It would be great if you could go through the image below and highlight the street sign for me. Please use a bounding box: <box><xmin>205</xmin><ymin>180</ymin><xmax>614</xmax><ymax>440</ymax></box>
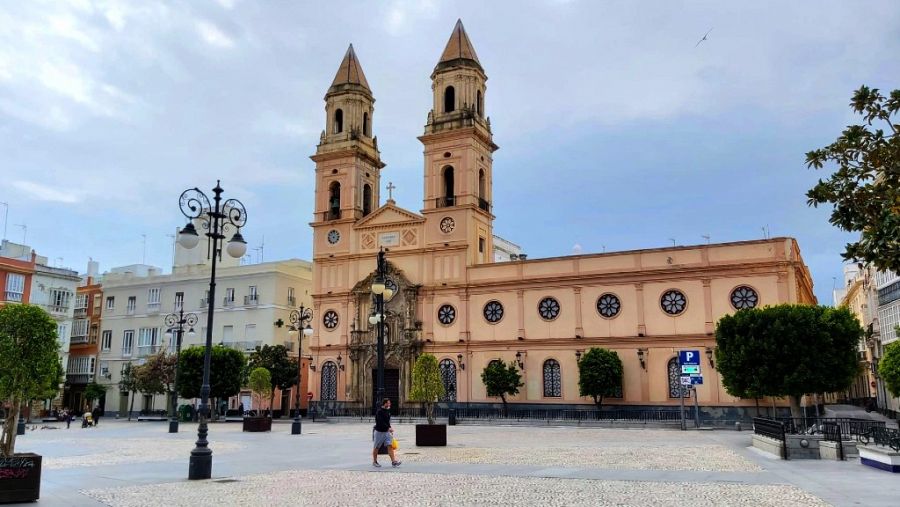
<box><xmin>679</xmin><ymin>350</ymin><xmax>700</xmax><ymax>365</ymax></box>
<box><xmin>690</xmin><ymin>375</ymin><xmax>703</xmax><ymax>385</ymax></box>
<box><xmin>680</xmin><ymin>376</ymin><xmax>692</xmax><ymax>386</ymax></box>
<box><xmin>681</xmin><ymin>365</ymin><xmax>700</xmax><ymax>374</ymax></box>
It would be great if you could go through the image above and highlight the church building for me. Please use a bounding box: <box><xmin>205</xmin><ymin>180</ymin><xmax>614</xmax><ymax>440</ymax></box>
<box><xmin>307</xmin><ymin>21</ymin><xmax>816</xmax><ymax>416</ymax></box>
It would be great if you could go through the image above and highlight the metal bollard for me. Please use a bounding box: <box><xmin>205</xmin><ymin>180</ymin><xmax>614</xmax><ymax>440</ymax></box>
<box><xmin>448</xmin><ymin>409</ymin><xmax>457</xmax><ymax>426</ymax></box>
<box><xmin>735</xmin><ymin>421</ymin><xmax>742</xmax><ymax>432</ymax></box>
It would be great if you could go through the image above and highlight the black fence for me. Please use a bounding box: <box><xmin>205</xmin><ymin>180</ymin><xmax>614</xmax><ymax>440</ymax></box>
<box><xmin>752</xmin><ymin>417</ymin><xmax>787</xmax><ymax>459</ymax></box>
<box><xmin>310</xmin><ymin>404</ymin><xmax>683</xmax><ymax>424</ymax></box>
<box><xmin>775</xmin><ymin>417</ymin><xmax>886</xmax><ymax>437</ymax></box>
<box><xmin>822</xmin><ymin>422</ymin><xmax>844</xmax><ymax>460</ymax></box>
<box><xmin>855</xmin><ymin>426</ymin><xmax>900</xmax><ymax>452</ymax></box>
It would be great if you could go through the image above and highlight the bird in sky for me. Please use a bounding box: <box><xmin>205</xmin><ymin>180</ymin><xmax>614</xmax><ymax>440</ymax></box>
<box><xmin>695</xmin><ymin>27</ymin><xmax>713</xmax><ymax>47</ymax></box>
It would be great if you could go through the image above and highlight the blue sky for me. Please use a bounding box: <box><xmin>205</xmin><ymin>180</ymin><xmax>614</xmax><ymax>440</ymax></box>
<box><xmin>1</xmin><ymin>0</ymin><xmax>898</xmax><ymax>304</ymax></box>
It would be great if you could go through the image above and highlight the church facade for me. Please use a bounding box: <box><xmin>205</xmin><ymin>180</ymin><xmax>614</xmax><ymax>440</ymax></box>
<box><xmin>307</xmin><ymin>21</ymin><xmax>816</xmax><ymax>414</ymax></box>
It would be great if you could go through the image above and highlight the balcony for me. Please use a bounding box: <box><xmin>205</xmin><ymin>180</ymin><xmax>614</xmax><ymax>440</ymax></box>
<box><xmin>4</xmin><ymin>291</ymin><xmax>23</xmax><ymax>303</ymax></box>
<box><xmin>66</xmin><ymin>373</ymin><xmax>93</xmax><ymax>385</ymax></box>
<box><xmin>323</xmin><ymin>209</ymin><xmax>341</xmax><ymax>221</ymax></box>
<box><xmin>74</xmin><ymin>307</ymin><xmax>88</xmax><ymax>318</ymax></box>
<box><xmin>287</xmin><ymin>296</ymin><xmax>296</xmax><ymax>306</ymax></box>
<box><xmin>244</xmin><ymin>295</ymin><xmax>259</xmax><ymax>306</ymax></box>
<box><xmin>126</xmin><ymin>306</ymin><xmax>136</xmax><ymax>316</ymax></box>
<box><xmin>137</xmin><ymin>345</ymin><xmax>161</xmax><ymax>357</ymax></box>
<box><xmin>223</xmin><ymin>297</ymin><xmax>235</xmax><ymax>308</ymax></box>
<box><xmin>147</xmin><ymin>302</ymin><xmax>161</xmax><ymax>314</ymax></box>
<box><xmin>436</xmin><ymin>196</ymin><xmax>455</xmax><ymax>208</ymax></box>
<box><xmin>478</xmin><ymin>197</ymin><xmax>491</xmax><ymax>212</ymax></box>
<box><xmin>70</xmin><ymin>335</ymin><xmax>90</xmax><ymax>345</ymax></box>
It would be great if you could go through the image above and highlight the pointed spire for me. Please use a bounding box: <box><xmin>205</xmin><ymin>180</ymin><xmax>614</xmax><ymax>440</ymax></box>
<box><xmin>436</xmin><ymin>19</ymin><xmax>481</xmax><ymax>70</ymax></box>
<box><xmin>330</xmin><ymin>44</ymin><xmax>371</xmax><ymax>92</ymax></box>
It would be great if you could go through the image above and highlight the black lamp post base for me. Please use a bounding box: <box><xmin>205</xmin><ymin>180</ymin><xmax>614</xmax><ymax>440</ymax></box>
<box><xmin>169</xmin><ymin>419</ymin><xmax>179</xmax><ymax>433</ymax></box>
<box><xmin>188</xmin><ymin>452</ymin><xmax>212</xmax><ymax>480</ymax></box>
<box><xmin>17</xmin><ymin>418</ymin><xmax>26</xmax><ymax>435</ymax></box>
<box><xmin>291</xmin><ymin>419</ymin><xmax>302</xmax><ymax>435</ymax></box>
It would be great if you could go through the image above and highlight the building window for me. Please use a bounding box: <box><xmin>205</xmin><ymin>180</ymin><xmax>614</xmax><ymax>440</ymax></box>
<box><xmin>248</xmin><ymin>286</ymin><xmax>258</xmax><ymax>303</ymax></box>
<box><xmin>106</xmin><ymin>296</ymin><xmax>115</xmax><ymax>310</ymax></box>
<box><xmin>323</xmin><ymin>310</ymin><xmax>339</xmax><ymax>329</ymax></box>
<box><xmin>730</xmin><ymin>286</ymin><xmax>759</xmax><ymax>310</ymax></box>
<box><xmin>222</xmin><ymin>325</ymin><xmax>234</xmax><ymax>345</ymax></box>
<box><xmin>4</xmin><ymin>273</ymin><xmax>25</xmax><ymax>302</ymax></box>
<box><xmin>225</xmin><ymin>288</ymin><xmax>235</xmax><ymax>305</ymax></box>
<box><xmin>660</xmin><ymin>290</ymin><xmax>687</xmax><ymax>316</ymax></box>
<box><xmin>137</xmin><ymin>327</ymin><xmax>160</xmax><ymax>357</ymax></box>
<box><xmin>148</xmin><ymin>288</ymin><xmax>160</xmax><ymax>304</ymax></box>
<box><xmin>441</xmin><ymin>166</ymin><xmax>454</xmax><ymax>206</ymax></box>
<box><xmin>538</xmin><ymin>297</ymin><xmax>561</xmax><ymax>321</ymax></box>
<box><xmin>363</xmin><ymin>184</ymin><xmax>373</xmax><ymax>216</ymax></box>
<box><xmin>476</xmin><ymin>89</ymin><xmax>483</xmax><ymax>116</ymax></box>
<box><xmin>439</xmin><ymin>358</ymin><xmax>457</xmax><ymax>402</ymax></box>
<box><xmin>362</xmin><ymin>111</ymin><xmax>369</xmax><ymax>136</ymax></box>
<box><xmin>49</xmin><ymin>288</ymin><xmax>71</xmax><ymax>312</ymax></box>
<box><xmin>57</xmin><ymin>323</ymin><xmax>68</xmax><ymax>343</ymax></box>
<box><xmin>334</xmin><ymin>108</ymin><xmax>343</xmax><ymax>133</ymax></box>
<box><xmin>483</xmin><ymin>300</ymin><xmax>504</xmax><ymax>323</ymax></box>
<box><xmin>288</xmin><ymin>287</ymin><xmax>295</xmax><ymax>306</ymax></box>
<box><xmin>328</xmin><ymin>182</ymin><xmax>342</xmax><ymax>220</ymax></box>
<box><xmin>320</xmin><ymin>361</ymin><xmax>338</xmax><ymax>401</ymax></box>
<box><xmin>437</xmin><ymin>304</ymin><xmax>456</xmax><ymax>326</ymax></box>
<box><xmin>127</xmin><ymin>296</ymin><xmax>136</xmax><ymax>315</ymax></box>
<box><xmin>443</xmin><ymin>86</ymin><xmax>455</xmax><ymax>112</ymax></box>
<box><xmin>668</xmin><ymin>357</ymin><xmax>689</xmax><ymax>398</ymax></box>
<box><xmin>543</xmin><ymin>359</ymin><xmax>562</xmax><ymax>397</ymax></box>
<box><xmin>597</xmin><ymin>293</ymin><xmax>621</xmax><ymax>319</ymax></box>
<box><xmin>175</xmin><ymin>291</ymin><xmax>184</xmax><ymax>311</ymax></box>
<box><xmin>101</xmin><ymin>330</ymin><xmax>112</xmax><ymax>352</ymax></box>
<box><xmin>122</xmin><ymin>330</ymin><xmax>134</xmax><ymax>357</ymax></box>
<box><xmin>75</xmin><ymin>294</ymin><xmax>88</xmax><ymax>310</ymax></box>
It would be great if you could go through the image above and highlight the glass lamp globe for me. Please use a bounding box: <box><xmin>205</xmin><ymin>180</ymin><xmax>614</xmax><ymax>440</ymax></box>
<box><xmin>383</xmin><ymin>288</ymin><xmax>394</xmax><ymax>300</ymax></box>
<box><xmin>371</xmin><ymin>276</ymin><xmax>385</xmax><ymax>295</ymax></box>
<box><xmin>303</xmin><ymin>325</ymin><xmax>314</xmax><ymax>337</ymax></box>
<box><xmin>188</xmin><ymin>327</ymin><xmax>196</xmax><ymax>338</ymax></box>
<box><xmin>226</xmin><ymin>232</ymin><xmax>247</xmax><ymax>258</ymax></box>
<box><xmin>178</xmin><ymin>223</ymin><xmax>201</xmax><ymax>249</ymax></box>
<box><xmin>165</xmin><ymin>328</ymin><xmax>173</xmax><ymax>339</ymax></box>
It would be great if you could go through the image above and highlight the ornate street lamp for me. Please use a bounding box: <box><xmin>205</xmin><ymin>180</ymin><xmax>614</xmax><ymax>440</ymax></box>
<box><xmin>369</xmin><ymin>248</ymin><xmax>394</xmax><ymax>415</ymax></box>
<box><xmin>288</xmin><ymin>305</ymin><xmax>313</xmax><ymax>435</ymax></box>
<box><xmin>177</xmin><ymin>180</ymin><xmax>247</xmax><ymax>481</ymax></box>
<box><xmin>164</xmin><ymin>309</ymin><xmax>197</xmax><ymax>433</ymax></box>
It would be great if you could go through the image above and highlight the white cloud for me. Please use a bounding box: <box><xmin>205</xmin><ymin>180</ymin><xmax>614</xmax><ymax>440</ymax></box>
<box><xmin>384</xmin><ymin>0</ymin><xmax>439</xmax><ymax>35</ymax></box>
<box><xmin>13</xmin><ymin>181</ymin><xmax>81</xmax><ymax>203</ymax></box>
<box><xmin>196</xmin><ymin>20</ymin><xmax>235</xmax><ymax>48</ymax></box>
<box><xmin>215</xmin><ymin>0</ymin><xmax>240</xmax><ymax>10</ymax></box>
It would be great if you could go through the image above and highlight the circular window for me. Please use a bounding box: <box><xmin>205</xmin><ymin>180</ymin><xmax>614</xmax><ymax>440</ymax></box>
<box><xmin>483</xmin><ymin>300</ymin><xmax>504</xmax><ymax>323</ymax></box>
<box><xmin>730</xmin><ymin>285</ymin><xmax>759</xmax><ymax>310</ymax></box>
<box><xmin>660</xmin><ymin>290</ymin><xmax>687</xmax><ymax>316</ymax></box>
<box><xmin>327</xmin><ymin>229</ymin><xmax>340</xmax><ymax>245</ymax></box>
<box><xmin>437</xmin><ymin>304</ymin><xmax>456</xmax><ymax>325</ymax></box>
<box><xmin>440</xmin><ymin>217</ymin><xmax>455</xmax><ymax>234</ymax></box>
<box><xmin>537</xmin><ymin>297</ymin><xmax>560</xmax><ymax>321</ymax></box>
<box><xmin>323</xmin><ymin>310</ymin><xmax>339</xmax><ymax>329</ymax></box>
<box><xmin>596</xmin><ymin>293</ymin><xmax>621</xmax><ymax>319</ymax></box>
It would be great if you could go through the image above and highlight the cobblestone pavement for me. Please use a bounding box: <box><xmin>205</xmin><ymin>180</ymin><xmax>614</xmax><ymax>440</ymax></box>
<box><xmin>82</xmin><ymin>469</ymin><xmax>828</xmax><ymax>507</ymax></box>
<box><xmin>43</xmin><ymin>438</ymin><xmax>244</xmax><ymax>469</ymax></box>
<box><xmin>400</xmin><ymin>445</ymin><xmax>761</xmax><ymax>472</ymax></box>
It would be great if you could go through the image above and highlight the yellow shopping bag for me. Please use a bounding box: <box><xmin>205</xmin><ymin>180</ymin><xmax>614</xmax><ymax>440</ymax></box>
<box><xmin>391</xmin><ymin>437</ymin><xmax>399</xmax><ymax>450</ymax></box>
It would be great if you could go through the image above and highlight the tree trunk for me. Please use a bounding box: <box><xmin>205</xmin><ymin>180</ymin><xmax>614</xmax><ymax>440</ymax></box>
<box><xmin>1</xmin><ymin>397</ymin><xmax>21</xmax><ymax>457</ymax></box>
<box><xmin>754</xmin><ymin>397</ymin><xmax>760</xmax><ymax>417</ymax></box>
<box><xmin>789</xmin><ymin>395</ymin><xmax>803</xmax><ymax>420</ymax></box>
<box><xmin>500</xmin><ymin>395</ymin><xmax>507</xmax><ymax>417</ymax></box>
<box><xmin>425</xmin><ymin>402</ymin><xmax>434</xmax><ymax>425</ymax></box>
<box><xmin>593</xmin><ymin>395</ymin><xmax>604</xmax><ymax>410</ymax></box>
<box><xmin>128</xmin><ymin>391</ymin><xmax>135</xmax><ymax>421</ymax></box>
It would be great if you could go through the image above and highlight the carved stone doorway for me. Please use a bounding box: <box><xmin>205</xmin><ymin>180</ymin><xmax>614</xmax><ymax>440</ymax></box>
<box><xmin>372</xmin><ymin>368</ymin><xmax>400</xmax><ymax>414</ymax></box>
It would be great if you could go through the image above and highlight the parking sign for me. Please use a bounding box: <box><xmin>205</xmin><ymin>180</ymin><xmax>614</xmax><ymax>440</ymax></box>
<box><xmin>679</xmin><ymin>350</ymin><xmax>700</xmax><ymax>366</ymax></box>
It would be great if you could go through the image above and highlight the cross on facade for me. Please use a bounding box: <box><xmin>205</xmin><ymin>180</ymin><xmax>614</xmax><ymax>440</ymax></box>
<box><xmin>386</xmin><ymin>181</ymin><xmax>396</xmax><ymax>200</ymax></box>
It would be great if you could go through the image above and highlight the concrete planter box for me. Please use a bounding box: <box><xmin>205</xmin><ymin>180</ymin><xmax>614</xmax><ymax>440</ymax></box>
<box><xmin>752</xmin><ymin>434</ymin><xmax>785</xmax><ymax>458</ymax></box>
<box><xmin>0</xmin><ymin>453</ymin><xmax>41</xmax><ymax>504</ymax></box>
<box><xmin>859</xmin><ymin>445</ymin><xmax>900</xmax><ymax>473</ymax></box>
<box><xmin>242</xmin><ymin>417</ymin><xmax>272</xmax><ymax>432</ymax></box>
<box><xmin>415</xmin><ymin>424</ymin><xmax>447</xmax><ymax>446</ymax></box>
<box><xmin>820</xmin><ymin>440</ymin><xmax>859</xmax><ymax>460</ymax></box>
<box><xmin>785</xmin><ymin>435</ymin><xmax>821</xmax><ymax>460</ymax></box>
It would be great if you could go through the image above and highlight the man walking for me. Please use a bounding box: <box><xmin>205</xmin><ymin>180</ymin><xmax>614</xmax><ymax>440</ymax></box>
<box><xmin>91</xmin><ymin>406</ymin><xmax>101</xmax><ymax>427</ymax></box>
<box><xmin>372</xmin><ymin>398</ymin><xmax>401</xmax><ymax>468</ymax></box>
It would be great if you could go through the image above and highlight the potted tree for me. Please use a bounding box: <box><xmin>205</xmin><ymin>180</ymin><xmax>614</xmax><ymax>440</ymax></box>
<box><xmin>243</xmin><ymin>367</ymin><xmax>272</xmax><ymax>432</ymax></box>
<box><xmin>0</xmin><ymin>304</ymin><xmax>61</xmax><ymax>503</ymax></box>
<box><xmin>410</xmin><ymin>354</ymin><xmax>446</xmax><ymax>446</ymax></box>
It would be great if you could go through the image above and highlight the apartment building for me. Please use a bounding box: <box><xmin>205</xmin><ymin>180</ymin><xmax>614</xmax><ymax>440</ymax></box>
<box><xmin>875</xmin><ymin>269</ymin><xmax>900</xmax><ymax>412</ymax></box>
<box><xmin>0</xmin><ymin>239</ymin><xmax>35</xmax><ymax>306</ymax></box>
<box><xmin>97</xmin><ymin>258</ymin><xmax>313</xmax><ymax>417</ymax></box>
<box><xmin>64</xmin><ymin>260</ymin><xmax>104</xmax><ymax>412</ymax></box>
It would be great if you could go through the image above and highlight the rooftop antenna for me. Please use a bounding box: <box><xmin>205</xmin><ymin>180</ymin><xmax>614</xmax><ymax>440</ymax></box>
<box><xmin>256</xmin><ymin>235</ymin><xmax>265</xmax><ymax>263</ymax></box>
<box><xmin>0</xmin><ymin>201</ymin><xmax>8</xmax><ymax>240</ymax></box>
<box><xmin>702</xmin><ymin>234</ymin><xmax>710</xmax><ymax>244</ymax></box>
<box><xmin>668</xmin><ymin>238</ymin><xmax>676</xmax><ymax>246</ymax></box>
<box><xmin>761</xmin><ymin>225</ymin><xmax>770</xmax><ymax>240</ymax></box>
<box><xmin>601</xmin><ymin>245</ymin><xmax>606</xmax><ymax>253</ymax></box>
<box><xmin>14</xmin><ymin>223</ymin><xmax>26</xmax><ymax>244</ymax></box>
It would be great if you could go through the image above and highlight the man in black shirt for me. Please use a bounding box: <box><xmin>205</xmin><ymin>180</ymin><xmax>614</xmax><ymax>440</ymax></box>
<box><xmin>372</xmin><ymin>398</ymin><xmax>401</xmax><ymax>467</ymax></box>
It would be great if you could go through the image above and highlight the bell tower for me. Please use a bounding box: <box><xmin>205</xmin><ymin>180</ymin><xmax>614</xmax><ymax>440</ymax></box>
<box><xmin>311</xmin><ymin>44</ymin><xmax>384</xmax><ymax>259</ymax></box>
<box><xmin>420</xmin><ymin>20</ymin><xmax>498</xmax><ymax>265</ymax></box>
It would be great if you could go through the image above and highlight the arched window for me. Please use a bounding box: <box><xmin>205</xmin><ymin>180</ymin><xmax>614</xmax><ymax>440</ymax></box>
<box><xmin>362</xmin><ymin>112</ymin><xmax>369</xmax><ymax>137</ymax></box>
<box><xmin>321</xmin><ymin>361</ymin><xmax>338</xmax><ymax>401</ymax></box>
<box><xmin>667</xmin><ymin>357</ymin><xmax>689</xmax><ymax>398</ymax></box>
<box><xmin>444</xmin><ymin>86</ymin><xmax>455</xmax><ymax>113</ymax></box>
<box><xmin>442</xmin><ymin>166</ymin><xmax>454</xmax><ymax>206</ymax></box>
<box><xmin>334</xmin><ymin>108</ymin><xmax>343</xmax><ymax>134</ymax></box>
<box><xmin>328</xmin><ymin>182</ymin><xmax>341</xmax><ymax>219</ymax></box>
<box><xmin>478</xmin><ymin>169</ymin><xmax>486</xmax><ymax>200</ymax></box>
<box><xmin>543</xmin><ymin>359</ymin><xmax>561</xmax><ymax>397</ymax></box>
<box><xmin>362</xmin><ymin>184</ymin><xmax>372</xmax><ymax>216</ymax></box>
<box><xmin>439</xmin><ymin>358</ymin><xmax>457</xmax><ymax>402</ymax></box>
<box><xmin>476</xmin><ymin>89</ymin><xmax>483</xmax><ymax>116</ymax></box>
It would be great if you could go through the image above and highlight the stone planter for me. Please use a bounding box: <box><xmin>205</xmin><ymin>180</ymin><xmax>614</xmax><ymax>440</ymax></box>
<box><xmin>415</xmin><ymin>424</ymin><xmax>447</xmax><ymax>446</ymax></box>
<box><xmin>242</xmin><ymin>417</ymin><xmax>272</xmax><ymax>432</ymax></box>
<box><xmin>0</xmin><ymin>453</ymin><xmax>42</xmax><ymax>504</ymax></box>
<box><xmin>859</xmin><ymin>445</ymin><xmax>900</xmax><ymax>473</ymax></box>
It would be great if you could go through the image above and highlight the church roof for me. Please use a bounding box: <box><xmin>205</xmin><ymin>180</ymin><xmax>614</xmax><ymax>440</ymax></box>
<box><xmin>354</xmin><ymin>201</ymin><xmax>425</xmax><ymax>229</ymax></box>
<box><xmin>330</xmin><ymin>44</ymin><xmax>371</xmax><ymax>92</ymax></box>
<box><xmin>436</xmin><ymin>19</ymin><xmax>482</xmax><ymax>71</ymax></box>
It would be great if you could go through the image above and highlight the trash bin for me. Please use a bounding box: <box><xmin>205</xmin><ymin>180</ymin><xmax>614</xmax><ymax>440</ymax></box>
<box><xmin>179</xmin><ymin>405</ymin><xmax>192</xmax><ymax>422</ymax></box>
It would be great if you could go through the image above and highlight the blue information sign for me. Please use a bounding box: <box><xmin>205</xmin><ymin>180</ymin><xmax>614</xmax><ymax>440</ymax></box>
<box><xmin>679</xmin><ymin>350</ymin><xmax>700</xmax><ymax>366</ymax></box>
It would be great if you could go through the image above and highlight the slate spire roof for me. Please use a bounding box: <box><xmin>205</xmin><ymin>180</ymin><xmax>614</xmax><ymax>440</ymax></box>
<box><xmin>330</xmin><ymin>44</ymin><xmax>371</xmax><ymax>92</ymax></box>
<box><xmin>436</xmin><ymin>19</ymin><xmax>481</xmax><ymax>69</ymax></box>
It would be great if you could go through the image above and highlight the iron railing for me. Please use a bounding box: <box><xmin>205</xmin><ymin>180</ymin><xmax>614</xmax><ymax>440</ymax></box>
<box><xmin>822</xmin><ymin>422</ymin><xmax>844</xmax><ymax>460</ymax></box>
<box><xmin>775</xmin><ymin>417</ymin><xmax>885</xmax><ymax>437</ymax></box>
<box><xmin>436</xmin><ymin>196</ymin><xmax>455</xmax><ymax>208</ymax></box>
<box><xmin>856</xmin><ymin>426</ymin><xmax>900</xmax><ymax>451</ymax></box>
<box><xmin>309</xmin><ymin>404</ymin><xmax>682</xmax><ymax>423</ymax></box>
<box><xmin>752</xmin><ymin>417</ymin><xmax>787</xmax><ymax>459</ymax></box>
<box><xmin>478</xmin><ymin>197</ymin><xmax>491</xmax><ymax>212</ymax></box>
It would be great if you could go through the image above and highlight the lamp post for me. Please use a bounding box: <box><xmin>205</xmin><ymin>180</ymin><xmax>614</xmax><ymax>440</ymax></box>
<box><xmin>368</xmin><ymin>248</ymin><xmax>394</xmax><ymax>415</ymax></box>
<box><xmin>288</xmin><ymin>305</ymin><xmax>313</xmax><ymax>435</ymax></box>
<box><xmin>176</xmin><ymin>181</ymin><xmax>247</xmax><ymax>481</ymax></box>
<box><xmin>164</xmin><ymin>309</ymin><xmax>197</xmax><ymax>433</ymax></box>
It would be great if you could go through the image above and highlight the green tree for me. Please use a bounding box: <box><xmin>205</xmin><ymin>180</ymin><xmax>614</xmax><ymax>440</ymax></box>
<box><xmin>0</xmin><ymin>304</ymin><xmax>61</xmax><ymax>457</ymax></box>
<box><xmin>577</xmin><ymin>348</ymin><xmax>623</xmax><ymax>409</ymax></box>
<box><xmin>247</xmin><ymin>345</ymin><xmax>297</xmax><ymax>416</ymax></box>
<box><xmin>247</xmin><ymin>367</ymin><xmax>272</xmax><ymax>417</ymax></box>
<box><xmin>878</xmin><ymin>328</ymin><xmax>900</xmax><ymax>397</ymax></box>
<box><xmin>83</xmin><ymin>382</ymin><xmax>108</xmax><ymax>410</ymax></box>
<box><xmin>805</xmin><ymin>85</ymin><xmax>900</xmax><ymax>272</ymax></box>
<box><xmin>118</xmin><ymin>362</ymin><xmax>140</xmax><ymax>420</ymax></box>
<box><xmin>137</xmin><ymin>352</ymin><xmax>176</xmax><ymax>398</ymax></box>
<box><xmin>410</xmin><ymin>354</ymin><xmax>445</xmax><ymax>425</ymax></box>
<box><xmin>715</xmin><ymin>304</ymin><xmax>862</xmax><ymax>418</ymax></box>
<box><xmin>176</xmin><ymin>344</ymin><xmax>246</xmax><ymax>401</ymax></box>
<box><xmin>480</xmin><ymin>360</ymin><xmax>522</xmax><ymax>413</ymax></box>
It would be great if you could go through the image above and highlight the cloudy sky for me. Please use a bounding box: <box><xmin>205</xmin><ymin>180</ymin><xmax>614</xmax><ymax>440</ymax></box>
<box><xmin>2</xmin><ymin>0</ymin><xmax>898</xmax><ymax>303</ymax></box>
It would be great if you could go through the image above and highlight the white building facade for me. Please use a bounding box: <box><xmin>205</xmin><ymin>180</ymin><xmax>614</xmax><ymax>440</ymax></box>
<box><xmin>875</xmin><ymin>269</ymin><xmax>900</xmax><ymax>413</ymax></box>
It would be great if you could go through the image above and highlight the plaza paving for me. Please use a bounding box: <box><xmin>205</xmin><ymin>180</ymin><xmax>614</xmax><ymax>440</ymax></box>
<box><xmin>10</xmin><ymin>418</ymin><xmax>900</xmax><ymax>506</ymax></box>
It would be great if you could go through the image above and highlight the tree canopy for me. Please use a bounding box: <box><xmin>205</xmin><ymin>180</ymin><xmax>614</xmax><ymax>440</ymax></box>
<box><xmin>176</xmin><ymin>344</ymin><xmax>246</xmax><ymax>400</ymax></box>
<box><xmin>248</xmin><ymin>367</ymin><xmax>272</xmax><ymax>416</ymax></box>
<box><xmin>247</xmin><ymin>344</ymin><xmax>297</xmax><ymax>412</ymax></box>
<box><xmin>410</xmin><ymin>354</ymin><xmax>445</xmax><ymax>425</ymax></box>
<box><xmin>0</xmin><ymin>304</ymin><xmax>61</xmax><ymax>457</ymax></box>
<box><xmin>805</xmin><ymin>85</ymin><xmax>900</xmax><ymax>272</ymax></box>
<box><xmin>577</xmin><ymin>347</ymin><xmax>623</xmax><ymax>409</ymax></box>
<box><xmin>480</xmin><ymin>360</ymin><xmax>522</xmax><ymax>409</ymax></box>
<box><xmin>135</xmin><ymin>351</ymin><xmax>176</xmax><ymax>396</ymax></box>
<box><xmin>715</xmin><ymin>304</ymin><xmax>862</xmax><ymax>417</ymax></box>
